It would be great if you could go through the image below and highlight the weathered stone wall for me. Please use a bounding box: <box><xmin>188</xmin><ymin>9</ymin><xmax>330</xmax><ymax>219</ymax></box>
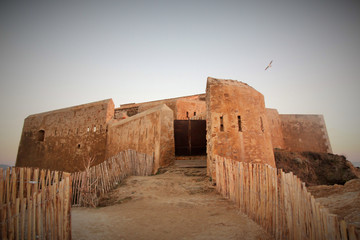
<box><xmin>115</xmin><ymin>94</ymin><xmax>206</xmax><ymax>120</ymax></box>
<box><xmin>206</xmin><ymin>77</ymin><xmax>275</xmax><ymax>180</ymax></box>
<box><xmin>16</xmin><ymin>99</ymin><xmax>115</xmax><ymax>172</ymax></box>
<box><xmin>280</xmin><ymin>114</ymin><xmax>332</xmax><ymax>153</ymax></box>
<box><xmin>106</xmin><ymin>104</ymin><xmax>175</xmax><ymax>173</ymax></box>
<box><xmin>266</xmin><ymin>108</ymin><xmax>285</xmax><ymax>149</ymax></box>
<box><xmin>176</xmin><ymin>99</ymin><xmax>206</xmax><ymax>120</ymax></box>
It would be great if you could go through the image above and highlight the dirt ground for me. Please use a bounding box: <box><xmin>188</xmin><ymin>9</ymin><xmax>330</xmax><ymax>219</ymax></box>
<box><xmin>71</xmin><ymin>166</ymin><xmax>274</xmax><ymax>240</ymax></box>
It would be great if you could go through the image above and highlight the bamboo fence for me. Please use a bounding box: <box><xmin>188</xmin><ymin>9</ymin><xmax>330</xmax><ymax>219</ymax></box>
<box><xmin>215</xmin><ymin>155</ymin><xmax>359</xmax><ymax>240</ymax></box>
<box><xmin>0</xmin><ymin>167</ymin><xmax>72</xmax><ymax>240</ymax></box>
<box><xmin>71</xmin><ymin>149</ymin><xmax>154</xmax><ymax>207</ymax></box>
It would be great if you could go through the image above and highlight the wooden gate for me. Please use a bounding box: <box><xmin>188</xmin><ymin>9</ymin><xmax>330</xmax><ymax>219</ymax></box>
<box><xmin>174</xmin><ymin>120</ymin><xmax>206</xmax><ymax>156</ymax></box>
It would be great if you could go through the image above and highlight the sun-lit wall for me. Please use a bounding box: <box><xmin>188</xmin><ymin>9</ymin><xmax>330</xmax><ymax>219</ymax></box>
<box><xmin>206</xmin><ymin>77</ymin><xmax>275</xmax><ymax>180</ymax></box>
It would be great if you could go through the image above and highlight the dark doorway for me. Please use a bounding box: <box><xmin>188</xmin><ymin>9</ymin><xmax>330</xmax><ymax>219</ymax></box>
<box><xmin>174</xmin><ymin>120</ymin><xmax>206</xmax><ymax>156</ymax></box>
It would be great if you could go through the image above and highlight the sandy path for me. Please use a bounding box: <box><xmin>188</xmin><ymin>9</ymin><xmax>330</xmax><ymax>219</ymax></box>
<box><xmin>72</xmin><ymin>166</ymin><xmax>273</xmax><ymax>240</ymax></box>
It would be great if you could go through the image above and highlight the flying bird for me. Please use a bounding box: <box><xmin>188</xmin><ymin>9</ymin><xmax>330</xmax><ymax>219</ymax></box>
<box><xmin>265</xmin><ymin>60</ymin><xmax>273</xmax><ymax>71</ymax></box>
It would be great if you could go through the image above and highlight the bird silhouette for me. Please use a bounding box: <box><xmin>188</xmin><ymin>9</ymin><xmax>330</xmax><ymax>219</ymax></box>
<box><xmin>265</xmin><ymin>60</ymin><xmax>273</xmax><ymax>71</ymax></box>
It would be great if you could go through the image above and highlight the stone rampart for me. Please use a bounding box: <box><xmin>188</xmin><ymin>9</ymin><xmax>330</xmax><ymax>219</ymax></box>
<box><xmin>280</xmin><ymin>114</ymin><xmax>332</xmax><ymax>153</ymax></box>
<box><xmin>16</xmin><ymin>99</ymin><xmax>114</xmax><ymax>172</ymax></box>
<box><xmin>106</xmin><ymin>104</ymin><xmax>175</xmax><ymax>173</ymax></box>
<box><xmin>266</xmin><ymin>108</ymin><xmax>285</xmax><ymax>149</ymax></box>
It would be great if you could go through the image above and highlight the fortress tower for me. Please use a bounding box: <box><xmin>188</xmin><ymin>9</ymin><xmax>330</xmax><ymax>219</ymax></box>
<box><xmin>206</xmin><ymin>77</ymin><xmax>276</xmax><ymax>180</ymax></box>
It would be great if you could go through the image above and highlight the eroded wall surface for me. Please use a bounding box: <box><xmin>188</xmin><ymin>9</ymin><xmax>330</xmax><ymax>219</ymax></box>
<box><xmin>206</xmin><ymin>77</ymin><xmax>275</xmax><ymax>180</ymax></box>
<box><xmin>106</xmin><ymin>104</ymin><xmax>175</xmax><ymax>173</ymax></box>
<box><xmin>266</xmin><ymin>108</ymin><xmax>285</xmax><ymax>149</ymax></box>
<box><xmin>280</xmin><ymin>114</ymin><xmax>332</xmax><ymax>153</ymax></box>
<box><xmin>16</xmin><ymin>99</ymin><xmax>115</xmax><ymax>172</ymax></box>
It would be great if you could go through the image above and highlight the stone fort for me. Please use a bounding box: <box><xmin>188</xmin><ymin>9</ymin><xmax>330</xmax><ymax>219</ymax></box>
<box><xmin>16</xmin><ymin>77</ymin><xmax>332</xmax><ymax>180</ymax></box>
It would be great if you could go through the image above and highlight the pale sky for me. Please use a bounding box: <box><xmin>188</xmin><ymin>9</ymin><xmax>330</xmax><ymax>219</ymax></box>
<box><xmin>1</xmin><ymin>0</ymin><xmax>360</xmax><ymax>166</ymax></box>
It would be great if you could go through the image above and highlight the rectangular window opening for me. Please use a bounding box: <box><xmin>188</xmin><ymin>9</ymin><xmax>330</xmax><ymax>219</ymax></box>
<box><xmin>38</xmin><ymin>130</ymin><xmax>45</xmax><ymax>142</ymax></box>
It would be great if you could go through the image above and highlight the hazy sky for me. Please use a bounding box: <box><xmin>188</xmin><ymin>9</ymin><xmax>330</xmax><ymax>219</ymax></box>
<box><xmin>1</xmin><ymin>0</ymin><xmax>360</xmax><ymax>166</ymax></box>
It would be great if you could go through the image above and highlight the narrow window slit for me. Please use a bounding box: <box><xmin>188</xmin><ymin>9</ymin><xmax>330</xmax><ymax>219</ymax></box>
<box><xmin>220</xmin><ymin>116</ymin><xmax>224</xmax><ymax>132</ymax></box>
<box><xmin>260</xmin><ymin>117</ymin><xmax>264</xmax><ymax>133</ymax></box>
<box><xmin>238</xmin><ymin>116</ymin><xmax>242</xmax><ymax>132</ymax></box>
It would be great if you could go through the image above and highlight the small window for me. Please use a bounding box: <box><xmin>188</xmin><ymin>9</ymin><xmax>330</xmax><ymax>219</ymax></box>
<box><xmin>37</xmin><ymin>130</ymin><xmax>45</xmax><ymax>142</ymax></box>
<box><xmin>54</xmin><ymin>130</ymin><xmax>57</xmax><ymax>136</ymax></box>
<box><xmin>93</xmin><ymin>126</ymin><xmax>97</xmax><ymax>132</ymax></box>
<box><xmin>194</xmin><ymin>112</ymin><xmax>196</xmax><ymax>116</ymax></box>
<box><xmin>260</xmin><ymin>117</ymin><xmax>264</xmax><ymax>133</ymax></box>
<box><xmin>186</xmin><ymin>112</ymin><xmax>189</xmax><ymax>118</ymax></box>
<box><xmin>220</xmin><ymin>116</ymin><xmax>224</xmax><ymax>132</ymax></box>
<box><xmin>237</xmin><ymin>116</ymin><xmax>242</xmax><ymax>132</ymax></box>
<box><xmin>87</xmin><ymin>127</ymin><xmax>90</xmax><ymax>132</ymax></box>
<box><xmin>77</xmin><ymin>144</ymin><xmax>81</xmax><ymax>149</ymax></box>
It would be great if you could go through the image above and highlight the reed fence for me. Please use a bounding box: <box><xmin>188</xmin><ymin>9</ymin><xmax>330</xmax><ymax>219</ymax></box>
<box><xmin>71</xmin><ymin>149</ymin><xmax>154</xmax><ymax>207</ymax></box>
<box><xmin>215</xmin><ymin>155</ymin><xmax>358</xmax><ymax>240</ymax></box>
<box><xmin>0</xmin><ymin>167</ymin><xmax>71</xmax><ymax>240</ymax></box>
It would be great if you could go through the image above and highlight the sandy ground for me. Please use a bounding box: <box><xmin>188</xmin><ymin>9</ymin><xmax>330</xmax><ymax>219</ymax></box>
<box><xmin>72</xmin><ymin>166</ymin><xmax>274</xmax><ymax>240</ymax></box>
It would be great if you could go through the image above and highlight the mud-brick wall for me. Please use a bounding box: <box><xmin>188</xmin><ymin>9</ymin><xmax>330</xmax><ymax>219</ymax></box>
<box><xmin>106</xmin><ymin>104</ymin><xmax>174</xmax><ymax>173</ymax></box>
<box><xmin>176</xmin><ymin>99</ymin><xmax>206</xmax><ymax>120</ymax></box>
<box><xmin>206</xmin><ymin>77</ymin><xmax>275</xmax><ymax>180</ymax></box>
<box><xmin>265</xmin><ymin>108</ymin><xmax>285</xmax><ymax>149</ymax></box>
<box><xmin>16</xmin><ymin>99</ymin><xmax>115</xmax><ymax>172</ymax></box>
<box><xmin>280</xmin><ymin>114</ymin><xmax>332</xmax><ymax>153</ymax></box>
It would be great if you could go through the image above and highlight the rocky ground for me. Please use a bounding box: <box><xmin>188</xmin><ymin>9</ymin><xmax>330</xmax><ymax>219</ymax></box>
<box><xmin>275</xmin><ymin>150</ymin><xmax>360</xmax><ymax>235</ymax></box>
<box><xmin>274</xmin><ymin>149</ymin><xmax>360</xmax><ymax>186</ymax></box>
<box><xmin>308</xmin><ymin>179</ymin><xmax>360</xmax><ymax>235</ymax></box>
<box><xmin>71</xmin><ymin>166</ymin><xmax>273</xmax><ymax>240</ymax></box>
